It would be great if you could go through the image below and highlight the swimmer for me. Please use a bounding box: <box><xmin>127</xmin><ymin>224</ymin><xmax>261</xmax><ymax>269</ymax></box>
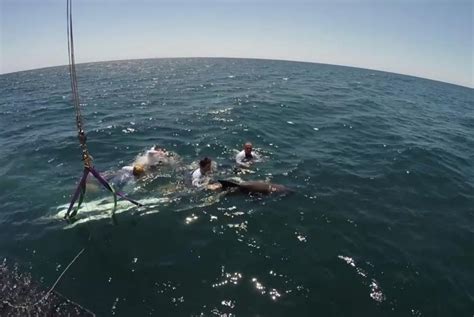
<box><xmin>108</xmin><ymin>164</ymin><xmax>146</xmax><ymax>186</ymax></box>
<box><xmin>191</xmin><ymin>157</ymin><xmax>222</xmax><ymax>190</ymax></box>
<box><xmin>134</xmin><ymin>145</ymin><xmax>181</xmax><ymax>170</ymax></box>
<box><xmin>86</xmin><ymin>163</ymin><xmax>146</xmax><ymax>192</ymax></box>
<box><xmin>235</xmin><ymin>142</ymin><xmax>260</xmax><ymax>168</ymax></box>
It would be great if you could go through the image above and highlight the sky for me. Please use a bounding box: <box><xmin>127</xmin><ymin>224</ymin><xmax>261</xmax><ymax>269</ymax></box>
<box><xmin>1</xmin><ymin>0</ymin><xmax>472</xmax><ymax>87</ymax></box>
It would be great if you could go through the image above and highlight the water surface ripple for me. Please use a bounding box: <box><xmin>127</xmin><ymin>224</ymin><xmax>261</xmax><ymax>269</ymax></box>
<box><xmin>0</xmin><ymin>58</ymin><xmax>473</xmax><ymax>316</ymax></box>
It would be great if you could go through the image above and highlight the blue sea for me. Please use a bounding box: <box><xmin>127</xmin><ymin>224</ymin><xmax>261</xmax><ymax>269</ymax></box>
<box><xmin>0</xmin><ymin>58</ymin><xmax>473</xmax><ymax>316</ymax></box>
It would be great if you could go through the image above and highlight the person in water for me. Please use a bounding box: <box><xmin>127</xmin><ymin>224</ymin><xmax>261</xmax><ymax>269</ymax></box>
<box><xmin>110</xmin><ymin>145</ymin><xmax>175</xmax><ymax>186</ymax></box>
<box><xmin>191</xmin><ymin>157</ymin><xmax>221</xmax><ymax>190</ymax></box>
<box><xmin>86</xmin><ymin>163</ymin><xmax>146</xmax><ymax>193</ymax></box>
<box><xmin>107</xmin><ymin>163</ymin><xmax>146</xmax><ymax>187</ymax></box>
<box><xmin>191</xmin><ymin>156</ymin><xmax>289</xmax><ymax>194</ymax></box>
<box><xmin>235</xmin><ymin>142</ymin><xmax>260</xmax><ymax>168</ymax></box>
<box><xmin>135</xmin><ymin>145</ymin><xmax>180</xmax><ymax>170</ymax></box>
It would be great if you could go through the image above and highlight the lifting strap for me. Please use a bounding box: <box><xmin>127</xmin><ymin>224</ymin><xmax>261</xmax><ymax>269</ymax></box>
<box><xmin>65</xmin><ymin>0</ymin><xmax>142</xmax><ymax>220</ymax></box>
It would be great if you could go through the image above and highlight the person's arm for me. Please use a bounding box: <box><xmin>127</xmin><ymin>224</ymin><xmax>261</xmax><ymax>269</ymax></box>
<box><xmin>252</xmin><ymin>151</ymin><xmax>261</xmax><ymax>162</ymax></box>
<box><xmin>206</xmin><ymin>183</ymin><xmax>222</xmax><ymax>190</ymax></box>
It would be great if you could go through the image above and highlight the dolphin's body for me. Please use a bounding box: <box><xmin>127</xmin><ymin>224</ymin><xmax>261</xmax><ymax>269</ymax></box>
<box><xmin>218</xmin><ymin>179</ymin><xmax>291</xmax><ymax>194</ymax></box>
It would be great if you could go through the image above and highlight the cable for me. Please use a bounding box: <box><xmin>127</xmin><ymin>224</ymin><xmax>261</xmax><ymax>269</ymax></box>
<box><xmin>2</xmin><ymin>248</ymin><xmax>86</xmax><ymax>310</ymax></box>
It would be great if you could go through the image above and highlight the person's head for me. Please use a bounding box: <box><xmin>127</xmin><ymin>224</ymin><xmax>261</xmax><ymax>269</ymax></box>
<box><xmin>154</xmin><ymin>145</ymin><xmax>167</xmax><ymax>153</ymax></box>
<box><xmin>132</xmin><ymin>164</ymin><xmax>145</xmax><ymax>177</ymax></box>
<box><xmin>199</xmin><ymin>157</ymin><xmax>212</xmax><ymax>173</ymax></box>
<box><xmin>244</xmin><ymin>142</ymin><xmax>253</xmax><ymax>155</ymax></box>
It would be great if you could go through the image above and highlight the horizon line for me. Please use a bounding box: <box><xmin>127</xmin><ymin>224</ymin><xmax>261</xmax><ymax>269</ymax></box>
<box><xmin>1</xmin><ymin>56</ymin><xmax>472</xmax><ymax>90</ymax></box>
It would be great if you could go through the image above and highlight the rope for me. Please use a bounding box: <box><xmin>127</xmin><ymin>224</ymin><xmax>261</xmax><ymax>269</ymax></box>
<box><xmin>67</xmin><ymin>0</ymin><xmax>92</xmax><ymax>168</ymax></box>
<box><xmin>2</xmin><ymin>248</ymin><xmax>86</xmax><ymax>310</ymax></box>
<box><xmin>67</xmin><ymin>0</ymin><xmax>81</xmax><ymax>130</ymax></box>
<box><xmin>64</xmin><ymin>0</ymin><xmax>142</xmax><ymax>220</ymax></box>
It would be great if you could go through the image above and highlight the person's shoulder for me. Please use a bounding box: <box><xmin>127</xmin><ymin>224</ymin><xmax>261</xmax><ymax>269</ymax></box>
<box><xmin>121</xmin><ymin>166</ymin><xmax>133</xmax><ymax>172</ymax></box>
<box><xmin>236</xmin><ymin>150</ymin><xmax>245</xmax><ymax>157</ymax></box>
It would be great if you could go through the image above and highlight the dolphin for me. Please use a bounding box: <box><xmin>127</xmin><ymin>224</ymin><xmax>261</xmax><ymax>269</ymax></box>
<box><xmin>218</xmin><ymin>179</ymin><xmax>291</xmax><ymax>194</ymax></box>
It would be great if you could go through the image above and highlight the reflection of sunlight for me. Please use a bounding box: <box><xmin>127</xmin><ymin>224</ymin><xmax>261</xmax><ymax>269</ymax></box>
<box><xmin>251</xmin><ymin>277</ymin><xmax>266</xmax><ymax>294</ymax></box>
<box><xmin>155</xmin><ymin>281</ymin><xmax>178</xmax><ymax>294</ymax></box>
<box><xmin>227</xmin><ymin>222</ymin><xmax>248</xmax><ymax>232</ymax></box>
<box><xmin>269</xmin><ymin>288</ymin><xmax>282</xmax><ymax>301</ymax></box>
<box><xmin>251</xmin><ymin>277</ymin><xmax>283</xmax><ymax>301</ymax></box>
<box><xmin>153</xmin><ymin>281</ymin><xmax>185</xmax><ymax>306</ymax></box>
<box><xmin>338</xmin><ymin>255</ymin><xmax>385</xmax><ymax>303</ymax></box>
<box><xmin>295</xmin><ymin>232</ymin><xmax>307</xmax><ymax>242</ymax></box>
<box><xmin>110</xmin><ymin>297</ymin><xmax>119</xmax><ymax>315</ymax></box>
<box><xmin>212</xmin><ymin>266</ymin><xmax>285</xmax><ymax>302</ymax></box>
<box><xmin>212</xmin><ymin>272</ymin><xmax>243</xmax><ymax>288</ymax></box>
<box><xmin>185</xmin><ymin>214</ymin><xmax>198</xmax><ymax>224</ymax></box>
<box><xmin>213</xmin><ymin>266</ymin><xmax>243</xmax><ymax>288</ymax></box>
<box><xmin>369</xmin><ymin>280</ymin><xmax>384</xmax><ymax>302</ymax></box>
<box><xmin>221</xmin><ymin>299</ymin><xmax>235</xmax><ymax>308</ymax></box>
<box><xmin>175</xmin><ymin>191</ymin><xmax>227</xmax><ymax>212</ymax></box>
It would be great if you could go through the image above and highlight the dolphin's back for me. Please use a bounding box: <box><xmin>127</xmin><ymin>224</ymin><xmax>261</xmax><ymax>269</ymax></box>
<box><xmin>218</xmin><ymin>180</ymin><xmax>290</xmax><ymax>194</ymax></box>
<box><xmin>239</xmin><ymin>181</ymin><xmax>272</xmax><ymax>193</ymax></box>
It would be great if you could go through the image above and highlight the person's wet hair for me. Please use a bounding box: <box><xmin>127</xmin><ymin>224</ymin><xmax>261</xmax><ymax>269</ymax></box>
<box><xmin>133</xmin><ymin>164</ymin><xmax>145</xmax><ymax>177</ymax></box>
<box><xmin>199</xmin><ymin>157</ymin><xmax>212</xmax><ymax>168</ymax></box>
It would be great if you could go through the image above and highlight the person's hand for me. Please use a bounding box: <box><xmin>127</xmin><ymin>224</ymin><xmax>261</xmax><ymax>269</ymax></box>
<box><xmin>207</xmin><ymin>183</ymin><xmax>222</xmax><ymax>190</ymax></box>
<box><xmin>240</xmin><ymin>168</ymin><xmax>255</xmax><ymax>175</ymax></box>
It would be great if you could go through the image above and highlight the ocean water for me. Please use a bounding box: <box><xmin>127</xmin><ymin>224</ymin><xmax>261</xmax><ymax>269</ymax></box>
<box><xmin>0</xmin><ymin>58</ymin><xmax>472</xmax><ymax>316</ymax></box>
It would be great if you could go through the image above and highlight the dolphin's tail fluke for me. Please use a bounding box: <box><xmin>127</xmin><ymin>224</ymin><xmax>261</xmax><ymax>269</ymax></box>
<box><xmin>218</xmin><ymin>179</ymin><xmax>241</xmax><ymax>190</ymax></box>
